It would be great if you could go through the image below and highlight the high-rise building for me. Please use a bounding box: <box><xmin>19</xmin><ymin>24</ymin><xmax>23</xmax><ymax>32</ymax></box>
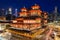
<box><xmin>54</xmin><ymin>6</ymin><xmax>58</xmax><ymax>13</ymax></box>
<box><xmin>0</xmin><ymin>9</ymin><xmax>6</xmax><ymax>21</ymax></box>
<box><xmin>6</xmin><ymin>8</ymin><xmax>12</xmax><ymax>20</ymax></box>
<box><xmin>5</xmin><ymin>10</ymin><xmax>8</xmax><ymax>15</ymax></box>
<box><xmin>15</xmin><ymin>8</ymin><xmax>18</xmax><ymax>17</ymax></box>
<box><xmin>54</xmin><ymin>6</ymin><xmax>58</xmax><ymax>21</ymax></box>
<box><xmin>49</xmin><ymin>6</ymin><xmax>58</xmax><ymax>22</ymax></box>
<box><xmin>8</xmin><ymin>8</ymin><xmax>12</xmax><ymax>14</ymax></box>
<box><xmin>0</xmin><ymin>9</ymin><xmax>5</xmax><ymax>16</ymax></box>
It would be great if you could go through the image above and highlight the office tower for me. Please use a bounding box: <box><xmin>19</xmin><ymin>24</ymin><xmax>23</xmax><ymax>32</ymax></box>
<box><xmin>8</xmin><ymin>8</ymin><xmax>12</xmax><ymax>14</ymax></box>
<box><xmin>6</xmin><ymin>8</ymin><xmax>12</xmax><ymax>20</ymax></box>
<box><xmin>54</xmin><ymin>6</ymin><xmax>58</xmax><ymax>21</ymax></box>
<box><xmin>0</xmin><ymin>9</ymin><xmax>5</xmax><ymax>16</ymax></box>
<box><xmin>15</xmin><ymin>8</ymin><xmax>18</xmax><ymax>17</ymax></box>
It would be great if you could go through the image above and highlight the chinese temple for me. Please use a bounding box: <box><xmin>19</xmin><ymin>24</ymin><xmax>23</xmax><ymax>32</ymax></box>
<box><xmin>8</xmin><ymin>4</ymin><xmax>48</xmax><ymax>38</ymax></box>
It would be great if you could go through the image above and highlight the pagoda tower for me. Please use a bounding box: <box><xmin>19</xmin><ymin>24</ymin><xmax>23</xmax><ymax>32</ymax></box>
<box><xmin>29</xmin><ymin>4</ymin><xmax>42</xmax><ymax>16</ymax></box>
<box><xmin>19</xmin><ymin>6</ymin><xmax>28</xmax><ymax>17</ymax></box>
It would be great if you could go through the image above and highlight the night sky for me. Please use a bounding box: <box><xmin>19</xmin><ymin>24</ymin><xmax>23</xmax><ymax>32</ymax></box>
<box><xmin>0</xmin><ymin>0</ymin><xmax>60</xmax><ymax>13</ymax></box>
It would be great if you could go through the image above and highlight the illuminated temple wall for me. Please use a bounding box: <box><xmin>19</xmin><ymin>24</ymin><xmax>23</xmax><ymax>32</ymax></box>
<box><xmin>11</xmin><ymin>18</ymin><xmax>41</xmax><ymax>30</ymax></box>
<box><xmin>10</xmin><ymin>23</ymin><xmax>41</xmax><ymax>30</ymax></box>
